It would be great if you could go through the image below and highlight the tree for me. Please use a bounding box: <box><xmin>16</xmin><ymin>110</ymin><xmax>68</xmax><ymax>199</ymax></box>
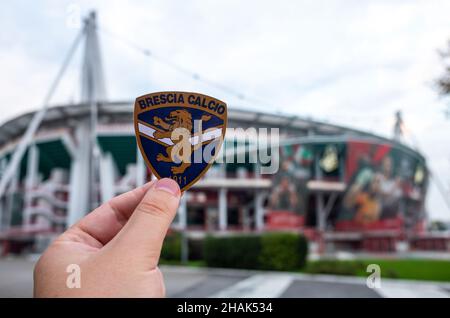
<box><xmin>436</xmin><ymin>41</ymin><xmax>450</xmax><ymax>118</ymax></box>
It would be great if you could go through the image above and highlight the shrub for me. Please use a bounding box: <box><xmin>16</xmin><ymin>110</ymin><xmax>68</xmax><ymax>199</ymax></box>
<box><xmin>259</xmin><ymin>233</ymin><xmax>308</xmax><ymax>271</ymax></box>
<box><xmin>297</xmin><ymin>235</ymin><xmax>308</xmax><ymax>269</ymax></box>
<box><xmin>203</xmin><ymin>232</ymin><xmax>308</xmax><ymax>271</ymax></box>
<box><xmin>188</xmin><ymin>238</ymin><xmax>204</xmax><ymax>260</ymax></box>
<box><xmin>161</xmin><ymin>231</ymin><xmax>181</xmax><ymax>261</ymax></box>
<box><xmin>204</xmin><ymin>235</ymin><xmax>262</xmax><ymax>269</ymax></box>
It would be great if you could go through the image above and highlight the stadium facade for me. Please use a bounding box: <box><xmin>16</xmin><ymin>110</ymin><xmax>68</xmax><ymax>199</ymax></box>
<box><xmin>0</xmin><ymin>12</ymin><xmax>448</xmax><ymax>255</ymax></box>
<box><xmin>1</xmin><ymin>100</ymin><xmax>447</xmax><ymax>254</ymax></box>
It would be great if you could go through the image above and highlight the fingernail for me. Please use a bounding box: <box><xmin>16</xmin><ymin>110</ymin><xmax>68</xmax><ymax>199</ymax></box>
<box><xmin>154</xmin><ymin>178</ymin><xmax>181</xmax><ymax>197</ymax></box>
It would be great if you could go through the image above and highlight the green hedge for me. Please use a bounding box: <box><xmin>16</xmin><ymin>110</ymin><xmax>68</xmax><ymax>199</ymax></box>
<box><xmin>188</xmin><ymin>238</ymin><xmax>205</xmax><ymax>260</ymax></box>
<box><xmin>161</xmin><ymin>232</ymin><xmax>182</xmax><ymax>261</ymax></box>
<box><xmin>259</xmin><ymin>233</ymin><xmax>308</xmax><ymax>271</ymax></box>
<box><xmin>204</xmin><ymin>233</ymin><xmax>308</xmax><ymax>271</ymax></box>
<box><xmin>161</xmin><ymin>234</ymin><xmax>204</xmax><ymax>262</ymax></box>
<box><xmin>204</xmin><ymin>235</ymin><xmax>262</xmax><ymax>269</ymax></box>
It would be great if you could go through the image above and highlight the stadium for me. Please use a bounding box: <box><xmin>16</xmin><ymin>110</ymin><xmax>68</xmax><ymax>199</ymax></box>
<box><xmin>0</xmin><ymin>12</ymin><xmax>448</xmax><ymax>255</ymax></box>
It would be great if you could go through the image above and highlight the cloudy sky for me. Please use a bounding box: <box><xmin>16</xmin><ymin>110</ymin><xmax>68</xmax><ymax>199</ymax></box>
<box><xmin>1</xmin><ymin>0</ymin><xmax>450</xmax><ymax>220</ymax></box>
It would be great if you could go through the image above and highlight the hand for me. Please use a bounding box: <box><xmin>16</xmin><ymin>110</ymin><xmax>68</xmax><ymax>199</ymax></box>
<box><xmin>33</xmin><ymin>178</ymin><xmax>181</xmax><ymax>298</ymax></box>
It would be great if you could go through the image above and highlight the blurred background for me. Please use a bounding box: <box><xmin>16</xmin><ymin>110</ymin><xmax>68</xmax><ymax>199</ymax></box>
<box><xmin>0</xmin><ymin>0</ymin><xmax>449</xmax><ymax>298</ymax></box>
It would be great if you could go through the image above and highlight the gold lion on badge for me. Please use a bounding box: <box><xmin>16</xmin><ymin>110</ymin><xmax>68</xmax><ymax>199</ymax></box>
<box><xmin>153</xmin><ymin>109</ymin><xmax>211</xmax><ymax>174</ymax></box>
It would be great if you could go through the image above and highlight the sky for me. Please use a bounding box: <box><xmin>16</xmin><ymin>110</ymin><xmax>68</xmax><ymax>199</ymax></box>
<box><xmin>1</xmin><ymin>0</ymin><xmax>450</xmax><ymax>221</ymax></box>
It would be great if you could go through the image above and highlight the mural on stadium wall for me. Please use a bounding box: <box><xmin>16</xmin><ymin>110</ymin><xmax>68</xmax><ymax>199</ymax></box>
<box><xmin>339</xmin><ymin>141</ymin><xmax>428</xmax><ymax>231</ymax></box>
<box><xmin>266</xmin><ymin>140</ymin><xmax>427</xmax><ymax>231</ymax></box>
<box><xmin>266</xmin><ymin>144</ymin><xmax>313</xmax><ymax>228</ymax></box>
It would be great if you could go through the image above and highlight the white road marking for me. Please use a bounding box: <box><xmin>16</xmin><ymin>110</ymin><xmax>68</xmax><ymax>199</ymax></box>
<box><xmin>208</xmin><ymin>270</ymin><xmax>450</xmax><ymax>298</ymax></box>
<box><xmin>210</xmin><ymin>274</ymin><xmax>293</xmax><ymax>298</ymax></box>
<box><xmin>376</xmin><ymin>282</ymin><xmax>449</xmax><ymax>298</ymax></box>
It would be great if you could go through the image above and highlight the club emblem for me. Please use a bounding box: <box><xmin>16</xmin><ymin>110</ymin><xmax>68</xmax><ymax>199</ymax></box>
<box><xmin>134</xmin><ymin>91</ymin><xmax>227</xmax><ymax>191</ymax></box>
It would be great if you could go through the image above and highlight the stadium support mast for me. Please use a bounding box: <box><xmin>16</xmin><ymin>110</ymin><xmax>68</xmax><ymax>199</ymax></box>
<box><xmin>84</xmin><ymin>10</ymin><xmax>107</xmax><ymax>212</ymax></box>
<box><xmin>0</xmin><ymin>11</ymin><xmax>107</xmax><ymax>227</ymax></box>
<box><xmin>81</xmin><ymin>11</ymin><xmax>106</xmax><ymax>104</ymax></box>
<box><xmin>68</xmin><ymin>11</ymin><xmax>107</xmax><ymax>223</ymax></box>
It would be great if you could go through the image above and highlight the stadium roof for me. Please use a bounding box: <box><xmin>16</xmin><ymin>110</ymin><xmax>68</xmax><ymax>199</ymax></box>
<box><xmin>0</xmin><ymin>101</ymin><xmax>425</xmax><ymax>162</ymax></box>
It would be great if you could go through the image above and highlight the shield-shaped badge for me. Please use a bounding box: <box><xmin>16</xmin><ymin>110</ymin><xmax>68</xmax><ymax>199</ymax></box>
<box><xmin>134</xmin><ymin>91</ymin><xmax>227</xmax><ymax>192</ymax></box>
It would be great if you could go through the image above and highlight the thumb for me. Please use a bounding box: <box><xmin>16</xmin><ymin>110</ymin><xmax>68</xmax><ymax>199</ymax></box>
<box><xmin>108</xmin><ymin>178</ymin><xmax>181</xmax><ymax>269</ymax></box>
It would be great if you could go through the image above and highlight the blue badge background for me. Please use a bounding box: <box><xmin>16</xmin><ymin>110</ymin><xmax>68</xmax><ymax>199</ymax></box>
<box><xmin>137</xmin><ymin>106</ymin><xmax>224</xmax><ymax>188</ymax></box>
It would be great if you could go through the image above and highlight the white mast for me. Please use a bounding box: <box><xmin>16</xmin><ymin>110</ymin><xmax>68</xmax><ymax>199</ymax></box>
<box><xmin>83</xmin><ymin>11</ymin><xmax>107</xmax><ymax>210</ymax></box>
<box><xmin>0</xmin><ymin>11</ymin><xmax>108</xmax><ymax>228</ymax></box>
<box><xmin>68</xmin><ymin>11</ymin><xmax>108</xmax><ymax>223</ymax></box>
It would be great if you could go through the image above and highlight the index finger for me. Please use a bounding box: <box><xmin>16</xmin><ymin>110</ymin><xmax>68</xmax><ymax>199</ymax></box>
<box><xmin>64</xmin><ymin>181</ymin><xmax>155</xmax><ymax>247</ymax></box>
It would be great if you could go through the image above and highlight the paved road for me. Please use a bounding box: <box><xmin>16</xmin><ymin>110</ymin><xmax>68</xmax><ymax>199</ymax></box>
<box><xmin>0</xmin><ymin>258</ymin><xmax>449</xmax><ymax>298</ymax></box>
